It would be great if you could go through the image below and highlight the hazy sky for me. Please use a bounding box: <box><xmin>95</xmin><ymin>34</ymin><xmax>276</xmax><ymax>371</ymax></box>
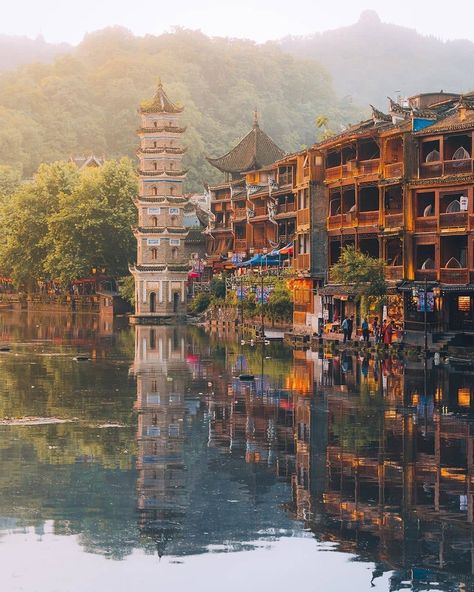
<box><xmin>3</xmin><ymin>0</ymin><xmax>474</xmax><ymax>44</ymax></box>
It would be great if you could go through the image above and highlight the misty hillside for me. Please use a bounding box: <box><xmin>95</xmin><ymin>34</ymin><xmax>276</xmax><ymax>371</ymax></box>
<box><xmin>0</xmin><ymin>34</ymin><xmax>70</xmax><ymax>71</ymax></box>
<box><xmin>281</xmin><ymin>10</ymin><xmax>474</xmax><ymax>109</ymax></box>
<box><xmin>0</xmin><ymin>27</ymin><xmax>359</xmax><ymax>189</ymax></box>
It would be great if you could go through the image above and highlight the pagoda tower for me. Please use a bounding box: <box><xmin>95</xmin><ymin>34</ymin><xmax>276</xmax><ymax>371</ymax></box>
<box><xmin>130</xmin><ymin>82</ymin><xmax>190</xmax><ymax>321</ymax></box>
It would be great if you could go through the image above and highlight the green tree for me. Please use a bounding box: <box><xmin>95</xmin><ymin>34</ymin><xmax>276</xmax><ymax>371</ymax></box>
<box><xmin>330</xmin><ymin>245</ymin><xmax>387</xmax><ymax>301</ymax></box>
<box><xmin>118</xmin><ymin>274</ymin><xmax>135</xmax><ymax>305</ymax></box>
<box><xmin>0</xmin><ymin>165</ymin><xmax>21</xmax><ymax>200</ymax></box>
<box><xmin>266</xmin><ymin>280</ymin><xmax>293</xmax><ymax>323</ymax></box>
<box><xmin>44</xmin><ymin>159</ymin><xmax>137</xmax><ymax>284</ymax></box>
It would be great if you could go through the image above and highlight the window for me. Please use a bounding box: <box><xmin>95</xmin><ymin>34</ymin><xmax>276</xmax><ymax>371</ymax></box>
<box><xmin>152</xmin><ymin>186</ymin><xmax>158</xmax><ymax>196</ymax></box>
<box><xmin>151</xmin><ymin>248</ymin><xmax>158</xmax><ymax>260</ymax></box>
<box><xmin>152</xmin><ymin>216</ymin><xmax>158</xmax><ymax>227</ymax></box>
<box><xmin>153</xmin><ymin>141</ymin><xmax>157</xmax><ymax>148</ymax></box>
<box><xmin>153</xmin><ymin>161</ymin><xmax>157</xmax><ymax>170</ymax></box>
<box><xmin>170</xmin><ymin>238</ymin><xmax>180</xmax><ymax>246</ymax></box>
<box><xmin>147</xmin><ymin>238</ymin><xmax>160</xmax><ymax>246</ymax></box>
<box><xmin>153</xmin><ymin>121</ymin><xmax>157</xmax><ymax>128</ymax></box>
<box><xmin>169</xmin><ymin>207</ymin><xmax>179</xmax><ymax>215</ymax></box>
<box><xmin>170</xmin><ymin>186</ymin><xmax>175</xmax><ymax>195</ymax></box>
<box><xmin>147</xmin><ymin>394</ymin><xmax>160</xmax><ymax>405</ymax></box>
<box><xmin>147</xmin><ymin>207</ymin><xmax>161</xmax><ymax>215</ymax></box>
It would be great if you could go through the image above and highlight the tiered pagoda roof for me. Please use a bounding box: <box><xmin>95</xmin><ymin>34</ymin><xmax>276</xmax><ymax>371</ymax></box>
<box><xmin>207</xmin><ymin>114</ymin><xmax>285</xmax><ymax>175</ymax></box>
<box><xmin>140</xmin><ymin>81</ymin><xmax>184</xmax><ymax>114</ymax></box>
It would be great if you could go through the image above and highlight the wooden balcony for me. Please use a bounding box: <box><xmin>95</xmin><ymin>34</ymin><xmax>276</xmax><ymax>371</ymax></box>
<box><xmin>233</xmin><ymin>207</ymin><xmax>247</xmax><ymax>219</ymax></box>
<box><xmin>384</xmin><ymin>162</ymin><xmax>403</xmax><ymax>178</ymax></box>
<box><xmin>297</xmin><ymin>208</ymin><xmax>310</xmax><ymax>227</ymax></box>
<box><xmin>439</xmin><ymin>211</ymin><xmax>468</xmax><ymax>229</ymax></box>
<box><xmin>328</xmin><ymin>214</ymin><xmax>343</xmax><ymax>230</ymax></box>
<box><xmin>252</xmin><ymin>238</ymin><xmax>268</xmax><ymax>249</ymax></box>
<box><xmin>384</xmin><ymin>266</ymin><xmax>403</xmax><ymax>281</ymax></box>
<box><xmin>415</xmin><ymin>217</ymin><xmax>437</xmax><ymax>232</ymax></box>
<box><xmin>415</xmin><ymin>269</ymin><xmax>437</xmax><ymax>281</ymax></box>
<box><xmin>420</xmin><ymin>159</ymin><xmax>473</xmax><ymax>178</ymax></box>
<box><xmin>358</xmin><ymin>159</ymin><xmax>380</xmax><ymax>175</ymax></box>
<box><xmin>440</xmin><ymin>268</ymin><xmax>469</xmax><ymax>284</ymax></box>
<box><xmin>254</xmin><ymin>206</ymin><xmax>267</xmax><ymax>217</ymax></box>
<box><xmin>384</xmin><ymin>212</ymin><xmax>403</xmax><ymax>229</ymax></box>
<box><xmin>358</xmin><ymin>211</ymin><xmax>379</xmax><ymax>226</ymax></box>
<box><xmin>234</xmin><ymin>239</ymin><xmax>247</xmax><ymax>252</ymax></box>
<box><xmin>295</xmin><ymin>253</ymin><xmax>310</xmax><ymax>271</ymax></box>
<box><xmin>277</xmin><ymin>202</ymin><xmax>296</xmax><ymax>215</ymax></box>
<box><xmin>325</xmin><ymin>166</ymin><xmax>341</xmax><ymax>181</ymax></box>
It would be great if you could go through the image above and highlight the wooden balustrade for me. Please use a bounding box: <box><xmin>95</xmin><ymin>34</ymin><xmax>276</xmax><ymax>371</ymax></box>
<box><xmin>358</xmin><ymin>211</ymin><xmax>379</xmax><ymax>226</ymax></box>
<box><xmin>297</xmin><ymin>208</ymin><xmax>310</xmax><ymax>227</ymax></box>
<box><xmin>328</xmin><ymin>215</ymin><xmax>343</xmax><ymax>230</ymax></box>
<box><xmin>358</xmin><ymin>159</ymin><xmax>380</xmax><ymax>175</ymax></box>
<box><xmin>419</xmin><ymin>162</ymin><xmax>443</xmax><ymax>178</ymax></box>
<box><xmin>233</xmin><ymin>207</ymin><xmax>247</xmax><ymax>219</ymax></box>
<box><xmin>277</xmin><ymin>202</ymin><xmax>296</xmax><ymax>214</ymax></box>
<box><xmin>384</xmin><ymin>212</ymin><xmax>403</xmax><ymax>229</ymax></box>
<box><xmin>415</xmin><ymin>217</ymin><xmax>437</xmax><ymax>232</ymax></box>
<box><xmin>254</xmin><ymin>206</ymin><xmax>267</xmax><ymax>217</ymax></box>
<box><xmin>384</xmin><ymin>266</ymin><xmax>403</xmax><ymax>281</ymax></box>
<box><xmin>439</xmin><ymin>268</ymin><xmax>469</xmax><ymax>284</ymax></box>
<box><xmin>384</xmin><ymin>162</ymin><xmax>403</xmax><ymax>178</ymax></box>
<box><xmin>443</xmin><ymin>159</ymin><xmax>473</xmax><ymax>175</ymax></box>
<box><xmin>439</xmin><ymin>211</ymin><xmax>468</xmax><ymax>229</ymax></box>
<box><xmin>415</xmin><ymin>269</ymin><xmax>437</xmax><ymax>281</ymax></box>
<box><xmin>325</xmin><ymin>166</ymin><xmax>341</xmax><ymax>181</ymax></box>
<box><xmin>234</xmin><ymin>239</ymin><xmax>247</xmax><ymax>252</ymax></box>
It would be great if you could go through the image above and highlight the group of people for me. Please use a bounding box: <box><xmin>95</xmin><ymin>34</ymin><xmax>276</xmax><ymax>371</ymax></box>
<box><xmin>341</xmin><ymin>315</ymin><xmax>396</xmax><ymax>345</ymax></box>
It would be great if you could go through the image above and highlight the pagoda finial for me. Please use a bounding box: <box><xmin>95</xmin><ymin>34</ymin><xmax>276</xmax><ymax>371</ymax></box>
<box><xmin>253</xmin><ymin>108</ymin><xmax>259</xmax><ymax>128</ymax></box>
<box><xmin>157</xmin><ymin>77</ymin><xmax>162</xmax><ymax>88</ymax></box>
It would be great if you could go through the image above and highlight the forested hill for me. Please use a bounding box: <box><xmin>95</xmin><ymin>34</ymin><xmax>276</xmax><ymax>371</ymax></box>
<box><xmin>0</xmin><ymin>34</ymin><xmax>70</xmax><ymax>71</ymax></box>
<box><xmin>281</xmin><ymin>10</ymin><xmax>474</xmax><ymax>109</ymax></box>
<box><xmin>0</xmin><ymin>27</ymin><xmax>359</xmax><ymax>190</ymax></box>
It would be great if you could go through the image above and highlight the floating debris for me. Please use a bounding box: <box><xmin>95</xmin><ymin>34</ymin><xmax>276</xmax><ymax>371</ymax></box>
<box><xmin>0</xmin><ymin>345</ymin><xmax>11</xmax><ymax>352</ymax></box>
<box><xmin>0</xmin><ymin>417</ymin><xmax>74</xmax><ymax>426</ymax></box>
<box><xmin>96</xmin><ymin>423</ymin><xmax>126</xmax><ymax>429</ymax></box>
<box><xmin>73</xmin><ymin>355</ymin><xmax>90</xmax><ymax>361</ymax></box>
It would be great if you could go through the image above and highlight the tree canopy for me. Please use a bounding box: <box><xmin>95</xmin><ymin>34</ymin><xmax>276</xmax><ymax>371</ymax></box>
<box><xmin>0</xmin><ymin>159</ymin><xmax>137</xmax><ymax>288</ymax></box>
<box><xmin>0</xmin><ymin>27</ymin><xmax>360</xmax><ymax>190</ymax></box>
<box><xmin>330</xmin><ymin>245</ymin><xmax>387</xmax><ymax>300</ymax></box>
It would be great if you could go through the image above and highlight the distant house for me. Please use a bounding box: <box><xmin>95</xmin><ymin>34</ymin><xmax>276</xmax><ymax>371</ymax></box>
<box><xmin>69</xmin><ymin>155</ymin><xmax>104</xmax><ymax>170</ymax></box>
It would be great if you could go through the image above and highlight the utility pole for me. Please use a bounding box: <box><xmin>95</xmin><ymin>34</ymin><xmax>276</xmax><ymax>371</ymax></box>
<box><xmin>424</xmin><ymin>276</ymin><xmax>428</xmax><ymax>356</ymax></box>
<box><xmin>240</xmin><ymin>272</ymin><xmax>244</xmax><ymax>329</ymax></box>
<box><xmin>260</xmin><ymin>271</ymin><xmax>265</xmax><ymax>339</ymax></box>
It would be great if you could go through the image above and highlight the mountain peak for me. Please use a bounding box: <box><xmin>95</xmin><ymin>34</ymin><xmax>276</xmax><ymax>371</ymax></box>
<box><xmin>357</xmin><ymin>10</ymin><xmax>381</xmax><ymax>26</ymax></box>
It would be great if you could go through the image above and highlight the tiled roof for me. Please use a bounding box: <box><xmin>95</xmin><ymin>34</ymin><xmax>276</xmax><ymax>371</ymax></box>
<box><xmin>207</xmin><ymin>118</ymin><xmax>285</xmax><ymax>174</ymax></box>
<box><xmin>415</xmin><ymin>105</ymin><xmax>474</xmax><ymax>136</ymax></box>
<box><xmin>140</xmin><ymin>82</ymin><xmax>184</xmax><ymax>114</ymax></box>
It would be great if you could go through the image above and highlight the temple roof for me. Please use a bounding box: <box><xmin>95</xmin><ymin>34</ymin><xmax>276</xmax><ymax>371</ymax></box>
<box><xmin>207</xmin><ymin>114</ymin><xmax>285</xmax><ymax>175</ymax></box>
<box><xmin>140</xmin><ymin>81</ymin><xmax>184</xmax><ymax>114</ymax></box>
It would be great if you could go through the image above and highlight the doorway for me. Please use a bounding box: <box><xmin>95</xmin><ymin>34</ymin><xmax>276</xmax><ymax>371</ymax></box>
<box><xmin>150</xmin><ymin>292</ymin><xmax>156</xmax><ymax>313</ymax></box>
<box><xmin>173</xmin><ymin>292</ymin><xmax>180</xmax><ymax>313</ymax></box>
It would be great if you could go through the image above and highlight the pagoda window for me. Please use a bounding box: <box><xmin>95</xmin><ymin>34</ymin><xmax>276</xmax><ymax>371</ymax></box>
<box><xmin>170</xmin><ymin>186</ymin><xmax>175</xmax><ymax>195</ymax></box>
<box><xmin>329</xmin><ymin>190</ymin><xmax>341</xmax><ymax>216</ymax></box>
<box><xmin>416</xmin><ymin>191</ymin><xmax>435</xmax><ymax>217</ymax></box>
<box><xmin>416</xmin><ymin>244</ymin><xmax>435</xmax><ymax>270</ymax></box>
<box><xmin>152</xmin><ymin>186</ymin><xmax>158</xmax><ymax>196</ymax></box>
<box><xmin>153</xmin><ymin>162</ymin><xmax>157</xmax><ymax>170</ymax></box>
<box><xmin>153</xmin><ymin>121</ymin><xmax>157</xmax><ymax>128</ymax></box>
<box><xmin>359</xmin><ymin>185</ymin><xmax>379</xmax><ymax>212</ymax></box>
<box><xmin>446</xmin><ymin>199</ymin><xmax>461</xmax><ymax>213</ymax></box>
<box><xmin>358</xmin><ymin>139</ymin><xmax>380</xmax><ymax>161</ymax></box>
<box><xmin>171</xmin><ymin>247</ymin><xmax>178</xmax><ymax>260</ymax></box>
<box><xmin>384</xmin><ymin>185</ymin><xmax>402</xmax><ymax>212</ymax></box>
<box><xmin>326</xmin><ymin>151</ymin><xmax>341</xmax><ymax>168</ymax></box>
<box><xmin>341</xmin><ymin>187</ymin><xmax>356</xmax><ymax>214</ymax></box>
<box><xmin>445</xmin><ymin>133</ymin><xmax>472</xmax><ymax>160</ymax></box>
<box><xmin>169</xmin><ymin>162</ymin><xmax>174</xmax><ymax>170</ymax></box>
<box><xmin>151</xmin><ymin>248</ymin><xmax>158</xmax><ymax>260</ymax></box>
<box><xmin>359</xmin><ymin>236</ymin><xmax>379</xmax><ymax>258</ymax></box>
<box><xmin>386</xmin><ymin>237</ymin><xmax>403</xmax><ymax>266</ymax></box>
<box><xmin>153</xmin><ymin>141</ymin><xmax>157</xmax><ymax>148</ymax></box>
<box><xmin>421</xmin><ymin>139</ymin><xmax>440</xmax><ymax>162</ymax></box>
<box><xmin>441</xmin><ymin>235</ymin><xmax>467</xmax><ymax>268</ymax></box>
<box><xmin>152</xmin><ymin>216</ymin><xmax>158</xmax><ymax>227</ymax></box>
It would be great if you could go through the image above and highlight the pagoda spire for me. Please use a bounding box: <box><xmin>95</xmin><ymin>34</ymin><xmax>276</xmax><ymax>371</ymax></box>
<box><xmin>253</xmin><ymin>108</ymin><xmax>259</xmax><ymax>128</ymax></box>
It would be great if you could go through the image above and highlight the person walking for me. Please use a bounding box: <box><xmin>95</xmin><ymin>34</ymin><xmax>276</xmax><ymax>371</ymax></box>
<box><xmin>341</xmin><ymin>316</ymin><xmax>349</xmax><ymax>343</ymax></box>
<box><xmin>361</xmin><ymin>317</ymin><xmax>370</xmax><ymax>343</ymax></box>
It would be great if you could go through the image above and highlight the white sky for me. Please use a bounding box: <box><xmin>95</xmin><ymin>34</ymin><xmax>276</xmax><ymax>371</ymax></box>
<box><xmin>2</xmin><ymin>0</ymin><xmax>474</xmax><ymax>44</ymax></box>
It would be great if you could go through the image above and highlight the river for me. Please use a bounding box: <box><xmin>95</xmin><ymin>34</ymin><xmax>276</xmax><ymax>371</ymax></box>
<box><xmin>0</xmin><ymin>311</ymin><xmax>472</xmax><ymax>592</ymax></box>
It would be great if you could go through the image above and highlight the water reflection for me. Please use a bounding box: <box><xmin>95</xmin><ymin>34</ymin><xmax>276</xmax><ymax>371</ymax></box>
<box><xmin>1</xmin><ymin>314</ymin><xmax>474</xmax><ymax>590</ymax></box>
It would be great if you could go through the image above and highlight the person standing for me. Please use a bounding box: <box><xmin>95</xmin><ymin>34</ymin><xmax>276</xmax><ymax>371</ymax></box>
<box><xmin>361</xmin><ymin>317</ymin><xmax>370</xmax><ymax>343</ymax></box>
<box><xmin>382</xmin><ymin>320</ymin><xmax>394</xmax><ymax>346</ymax></box>
<box><xmin>341</xmin><ymin>316</ymin><xmax>349</xmax><ymax>343</ymax></box>
<box><xmin>372</xmin><ymin>316</ymin><xmax>379</xmax><ymax>344</ymax></box>
<box><xmin>347</xmin><ymin>315</ymin><xmax>354</xmax><ymax>342</ymax></box>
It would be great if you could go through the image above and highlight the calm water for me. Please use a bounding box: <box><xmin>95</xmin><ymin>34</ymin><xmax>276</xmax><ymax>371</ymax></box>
<box><xmin>0</xmin><ymin>313</ymin><xmax>473</xmax><ymax>591</ymax></box>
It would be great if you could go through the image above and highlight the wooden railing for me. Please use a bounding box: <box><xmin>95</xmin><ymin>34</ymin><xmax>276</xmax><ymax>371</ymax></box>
<box><xmin>358</xmin><ymin>211</ymin><xmax>379</xmax><ymax>226</ymax></box>
<box><xmin>439</xmin><ymin>268</ymin><xmax>469</xmax><ymax>284</ymax></box>
<box><xmin>439</xmin><ymin>211</ymin><xmax>468</xmax><ymax>229</ymax></box>
<box><xmin>358</xmin><ymin>159</ymin><xmax>380</xmax><ymax>175</ymax></box>
<box><xmin>384</xmin><ymin>266</ymin><xmax>403</xmax><ymax>281</ymax></box>
<box><xmin>254</xmin><ymin>206</ymin><xmax>267</xmax><ymax>217</ymax></box>
<box><xmin>325</xmin><ymin>166</ymin><xmax>342</xmax><ymax>181</ymax></box>
<box><xmin>297</xmin><ymin>209</ymin><xmax>310</xmax><ymax>227</ymax></box>
<box><xmin>234</xmin><ymin>239</ymin><xmax>247</xmax><ymax>252</ymax></box>
<box><xmin>384</xmin><ymin>212</ymin><xmax>403</xmax><ymax>229</ymax></box>
<box><xmin>419</xmin><ymin>162</ymin><xmax>443</xmax><ymax>178</ymax></box>
<box><xmin>444</xmin><ymin>159</ymin><xmax>473</xmax><ymax>175</ymax></box>
<box><xmin>415</xmin><ymin>217</ymin><xmax>437</xmax><ymax>232</ymax></box>
<box><xmin>328</xmin><ymin>215</ymin><xmax>343</xmax><ymax>230</ymax></box>
<box><xmin>415</xmin><ymin>269</ymin><xmax>437</xmax><ymax>281</ymax></box>
<box><xmin>277</xmin><ymin>202</ymin><xmax>296</xmax><ymax>214</ymax></box>
<box><xmin>279</xmin><ymin>173</ymin><xmax>293</xmax><ymax>186</ymax></box>
<box><xmin>384</xmin><ymin>162</ymin><xmax>403</xmax><ymax>178</ymax></box>
<box><xmin>295</xmin><ymin>253</ymin><xmax>310</xmax><ymax>270</ymax></box>
<box><xmin>232</xmin><ymin>207</ymin><xmax>247</xmax><ymax>219</ymax></box>
<box><xmin>252</xmin><ymin>238</ymin><xmax>268</xmax><ymax>249</ymax></box>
